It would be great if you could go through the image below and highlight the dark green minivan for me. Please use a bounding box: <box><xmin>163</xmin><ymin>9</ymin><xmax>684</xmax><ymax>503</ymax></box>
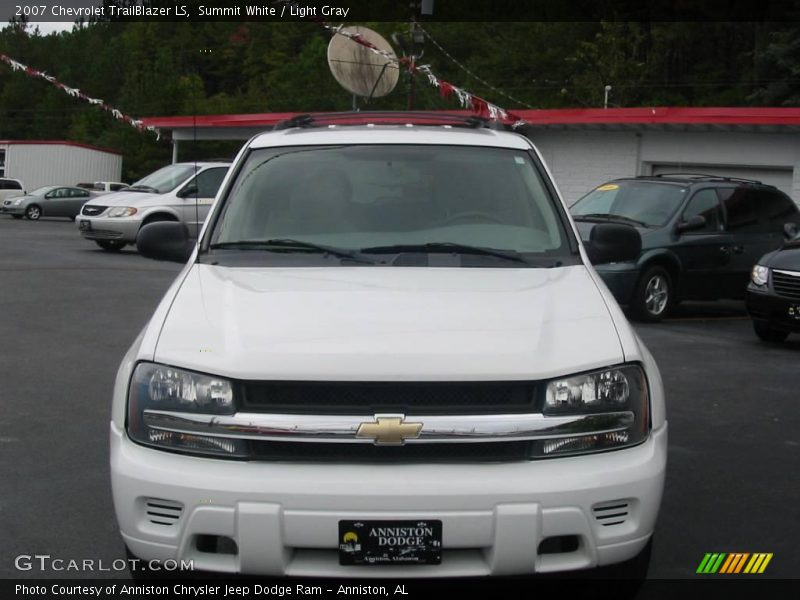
<box><xmin>571</xmin><ymin>174</ymin><xmax>799</xmax><ymax>321</ymax></box>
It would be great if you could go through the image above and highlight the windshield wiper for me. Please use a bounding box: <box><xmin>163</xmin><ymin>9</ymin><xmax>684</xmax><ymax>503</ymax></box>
<box><xmin>125</xmin><ymin>185</ymin><xmax>159</xmax><ymax>193</ymax></box>
<box><xmin>209</xmin><ymin>238</ymin><xmax>375</xmax><ymax>264</ymax></box>
<box><xmin>360</xmin><ymin>242</ymin><xmax>531</xmax><ymax>265</ymax></box>
<box><xmin>573</xmin><ymin>213</ymin><xmax>649</xmax><ymax>227</ymax></box>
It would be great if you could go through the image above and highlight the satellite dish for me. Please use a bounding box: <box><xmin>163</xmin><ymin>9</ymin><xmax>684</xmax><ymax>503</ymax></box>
<box><xmin>327</xmin><ymin>26</ymin><xmax>400</xmax><ymax>98</ymax></box>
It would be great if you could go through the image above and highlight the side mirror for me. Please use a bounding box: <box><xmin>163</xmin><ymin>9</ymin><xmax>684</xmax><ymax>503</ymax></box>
<box><xmin>177</xmin><ymin>185</ymin><xmax>198</xmax><ymax>198</ymax></box>
<box><xmin>784</xmin><ymin>222</ymin><xmax>799</xmax><ymax>240</ymax></box>
<box><xmin>137</xmin><ymin>221</ymin><xmax>194</xmax><ymax>263</ymax></box>
<box><xmin>676</xmin><ymin>214</ymin><xmax>707</xmax><ymax>233</ymax></box>
<box><xmin>584</xmin><ymin>223</ymin><xmax>641</xmax><ymax>265</ymax></box>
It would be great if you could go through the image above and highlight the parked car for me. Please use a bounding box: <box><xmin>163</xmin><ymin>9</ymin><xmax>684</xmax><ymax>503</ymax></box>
<box><xmin>746</xmin><ymin>225</ymin><xmax>800</xmax><ymax>342</ymax></box>
<box><xmin>112</xmin><ymin>113</ymin><xmax>666</xmax><ymax>578</ymax></box>
<box><xmin>77</xmin><ymin>161</ymin><xmax>230</xmax><ymax>251</ymax></box>
<box><xmin>0</xmin><ymin>177</ymin><xmax>25</xmax><ymax>203</ymax></box>
<box><xmin>77</xmin><ymin>181</ymin><xmax>129</xmax><ymax>194</ymax></box>
<box><xmin>570</xmin><ymin>175</ymin><xmax>800</xmax><ymax>321</ymax></box>
<box><xmin>0</xmin><ymin>185</ymin><xmax>94</xmax><ymax>220</ymax></box>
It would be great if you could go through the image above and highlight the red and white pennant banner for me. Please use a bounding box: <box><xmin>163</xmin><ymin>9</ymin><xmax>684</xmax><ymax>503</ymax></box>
<box><xmin>273</xmin><ymin>0</ymin><xmax>527</xmax><ymax>127</ymax></box>
<box><xmin>0</xmin><ymin>54</ymin><xmax>160</xmax><ymax>139</ymax></box>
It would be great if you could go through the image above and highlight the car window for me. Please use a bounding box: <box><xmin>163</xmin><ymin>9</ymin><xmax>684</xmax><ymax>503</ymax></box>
<box><xmin>132</xmin><ymin>164</ymin><xmax>197</xmax><ymax>193</ymax></box>
<box><xmin>188</xmin><ymin>168</ymin><xmax>228</xmax><ymax>198</ymax></box>
<box><xmin>682</xmin><ymin>189</ymin><xmax>722</xmax><ymax>233</ymax></box>
<box><xmin>572</xmin><ymin>180</ymin><xmax>687</xmax><ymax>227</ymax></box>
<box><xmin>0</xmin><ymin>180</ymin><xmax>21</xmax><ymax>190</ymax></box>
<box><xmin>110</xmin><ymin>184</ymin><xmax>127</xmax><ymax>191</ymax></box>
<box><xmin>720</xmin><ymin>187</ymin><xmax>762</xmax><ymax>233</ymax></box>
<box><xmin>211</xmin><ymin>144</ymin><xmax>571</xmax><ymax>260</ymax></box>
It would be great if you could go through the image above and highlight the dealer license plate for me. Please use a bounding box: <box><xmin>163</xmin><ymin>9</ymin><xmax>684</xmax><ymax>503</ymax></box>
<box><xmin>338</xmin><ymin>520</ymin><xmax>442</xmax><ymax>566</ymax></box>
<box><xmin>79</xmin><ymin>220</ymin><xmax>92</xmax><ymax>232</ymax></box>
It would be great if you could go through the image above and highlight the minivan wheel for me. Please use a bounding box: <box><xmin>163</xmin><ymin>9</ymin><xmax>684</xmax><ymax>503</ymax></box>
<box><xmin>632</xmin><ymin>267</ymin><xmax>672</xmax><ymax>322</ymax></box>
<box><xmin>753</xmin><ymin>320</ymin><xmax>789</xmax><ymax>343</ymax></box>
<box><xmin>25</xmin><ymin>205</ymin><xmax>41</xmax><ymax>220</ymax></box>
<box><xmin>96</xmin><ymin>240</ymin><xmax>126</xmax><ymax>252</ymax></box>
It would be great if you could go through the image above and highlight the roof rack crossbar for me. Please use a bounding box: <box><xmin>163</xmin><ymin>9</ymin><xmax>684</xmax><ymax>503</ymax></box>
<box><xmin>272</xmin><ymin>111</ymin><xmax>505</xmax><ymax>131</ymax></box>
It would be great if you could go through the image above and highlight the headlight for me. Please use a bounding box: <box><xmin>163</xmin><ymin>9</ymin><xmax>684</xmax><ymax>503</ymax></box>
<box><xmin>108</xmin><ymin>206</ymin><xmax>137</xmax><ymax>217</ymax></box>
<box><xmin>535</xmin><ymin>364</ymin><xmax>649</xmax><ymax>457</ymax></box>
<box><xmin>751</xmin><ymin>265</ymin><xmax>769</xmax><ymax>287</ymax></box>
<box><xmin>127</xmin><ymin>362</ymin><xmax>246</xmax><ymax>457</ymax></box>
<box><xmin>13</xmin><ymin>198</ymin><xmax>23</xmax><ymax>205</ymax></box>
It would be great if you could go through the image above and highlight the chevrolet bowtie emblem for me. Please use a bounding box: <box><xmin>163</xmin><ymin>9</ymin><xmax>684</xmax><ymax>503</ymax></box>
<box><xmin>356</xmin><ymin>415</ymin><xmax>423</xmax><ymax>445</ymax></box>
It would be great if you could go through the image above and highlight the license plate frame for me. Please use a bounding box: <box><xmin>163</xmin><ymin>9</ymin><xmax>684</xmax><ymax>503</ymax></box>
<box><xmin>338</xmin><ymin>520</ymin><xmax>442</xmax><ymax>566</ymax></box>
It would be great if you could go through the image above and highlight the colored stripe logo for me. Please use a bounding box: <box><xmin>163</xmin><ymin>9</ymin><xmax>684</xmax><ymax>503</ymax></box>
<box><xmin>697</xmin><ymin>553</ymin><xmax>773</xmax><ymax>574</ymax></box>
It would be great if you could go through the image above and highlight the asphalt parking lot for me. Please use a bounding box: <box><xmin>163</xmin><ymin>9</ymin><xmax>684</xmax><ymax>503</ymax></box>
<box><xmin>1</xmin><ymin>217</ymin><xmax>798</xmax><ymax>581</ymax></box>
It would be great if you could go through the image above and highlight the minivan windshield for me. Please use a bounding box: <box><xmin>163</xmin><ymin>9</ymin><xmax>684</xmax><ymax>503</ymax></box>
<box><xmin>208</xmin><ymin>145</ymin><xmax>573</xmax><ymax>267</ymax></box>
<box><xmin>571</xmin><ymin>180</ymin><xmax>687</xmax><ymax>227</ymax></box>
<box><xmin>128</xmin><ymin>164</ymin><xmax>197</xmax><ymax>194</ymax></box>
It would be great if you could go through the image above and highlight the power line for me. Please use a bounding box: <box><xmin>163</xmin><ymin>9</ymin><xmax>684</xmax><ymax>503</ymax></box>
<box><xmin>416</xmin><ymin>23</ymin><xmax>536</xmax><ymax>109</ymax></box>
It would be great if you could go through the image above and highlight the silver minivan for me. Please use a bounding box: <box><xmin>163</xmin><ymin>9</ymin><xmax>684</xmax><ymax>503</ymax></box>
<box><xmin>77</xmin><ymin>161</ymin><xmax>230</xmax><ymax>251</ymax></box>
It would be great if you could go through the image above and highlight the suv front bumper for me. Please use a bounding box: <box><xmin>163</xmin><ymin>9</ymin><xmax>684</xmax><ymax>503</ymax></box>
<box><xmin>111</xmin><ymin>422</ymin><xmax>667</xmax><ymax>577</ymax></box>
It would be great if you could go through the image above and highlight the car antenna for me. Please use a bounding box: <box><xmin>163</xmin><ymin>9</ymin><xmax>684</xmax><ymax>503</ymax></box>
<box><xmin>192</xmin><ymin>63</ymin><xmax>200</xmax><ymax>264</ymax></box>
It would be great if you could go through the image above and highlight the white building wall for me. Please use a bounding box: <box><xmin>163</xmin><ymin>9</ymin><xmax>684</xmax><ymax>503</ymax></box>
<box><xmin>531</xmin><ymin>131</ymin><xmax>640</xmax><ymax>205</ymax></box>
<box><xmin>3</xmin><ymin>143</ymin><xmax>122</xmax><ymax>190</ymax></box>
<box><xmin>529</xmin><ymin>129</ymin><xmax>800</xmax><ymax>205</ymax></box>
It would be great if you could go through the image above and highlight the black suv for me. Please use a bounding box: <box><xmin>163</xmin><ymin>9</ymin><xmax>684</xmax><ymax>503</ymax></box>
<box><xmin>570</xmin><ymin>174</ymin><xmax>800</xmax><ymax>321</ymax></box>
<box><xmin>746</xmin><ymin>226</ymin><xmax>800</xmax><ymax>342</ymax></box>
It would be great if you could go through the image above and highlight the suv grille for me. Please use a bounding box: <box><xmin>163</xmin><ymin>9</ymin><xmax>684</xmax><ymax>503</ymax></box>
<box><xmin>250</xmin><ymin>440</ymin><xmax>531</xmax><ymax>462</ymax></box>
<box><xmin>81</xmin><ymin>205</ymin><xmax>106</xmax><ymax>216</ymax></box>
<box><xmin>772</xmin><ymin>270</ymin><xmax>800</xmax><ymax>300</ymax></box>
<box><xmin>241</xmin><ymin>381</ymin><xmax>537</xmax><ymax>414</ymax></box>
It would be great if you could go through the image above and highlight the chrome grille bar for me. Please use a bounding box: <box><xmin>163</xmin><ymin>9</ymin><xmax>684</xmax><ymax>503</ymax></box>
<box><xmin>143</xmin><ymin>410</ymin><xmax>634</xmax><ymax>444</ymax></box>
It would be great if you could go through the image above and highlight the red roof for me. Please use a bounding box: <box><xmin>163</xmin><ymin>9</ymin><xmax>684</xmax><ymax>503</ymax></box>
<box><xmin>0</xmin><ymin>140</ymin><xmax>122</xmax><ymax>155</ymax></box>
<box><xmin>140</xmin><ymin>107</ymin><xmax>800</xmax><ymax>129</ymax></box>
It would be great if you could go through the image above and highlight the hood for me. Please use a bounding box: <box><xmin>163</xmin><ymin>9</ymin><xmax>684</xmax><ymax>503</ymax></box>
<box><xmin>84</xmin><ymin>190</ymin><xmax>161</xmax><ymax>207</ymax></box>
<box><xmin>154</xmin><ymin>265</ymin><xmax>625</xmax><ymax>381</ymax></box>
<box><xmin>765</xmin><ymin>245</ymin><xmax>800</xmax><ymax>270</ymax></box>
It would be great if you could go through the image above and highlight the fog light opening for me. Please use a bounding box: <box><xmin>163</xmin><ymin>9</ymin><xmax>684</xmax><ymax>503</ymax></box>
<box><xmin>538</xmin><ymin>535</ymin><xmax>580</xmax><ymax>555</ymax></box>
<box><xmin>194</xmin><ymin>534</ymin><xmax>239</xmax><ymax>555</ymax></box>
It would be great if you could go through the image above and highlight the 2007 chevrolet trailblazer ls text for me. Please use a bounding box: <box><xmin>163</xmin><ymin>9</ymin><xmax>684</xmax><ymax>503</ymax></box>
<box><xmin>111</xmin><ymin>112</ymin><xmax>667</xmax><ymax>578</ymax></box>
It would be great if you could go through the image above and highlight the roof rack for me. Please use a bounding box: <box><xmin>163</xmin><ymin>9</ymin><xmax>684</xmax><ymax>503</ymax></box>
<box><xmin>650</xmin><ymin>172</ymin><xmax>763</xmax><ymax>184</ymax></box>
<box><xmin>272</xmin><ymin>111</ymin><xmax>508</xmax><ymax>131</ymax></box>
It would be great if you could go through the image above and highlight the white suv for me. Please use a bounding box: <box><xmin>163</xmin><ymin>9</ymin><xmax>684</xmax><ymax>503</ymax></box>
<box><xmin>111</xmin><ymin>114</ymin><xmax>667</xmax><ymax>578</ymax></box>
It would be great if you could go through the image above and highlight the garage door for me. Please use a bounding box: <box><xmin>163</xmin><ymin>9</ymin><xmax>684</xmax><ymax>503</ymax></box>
<box><xmin>651</xmin><ymin>164</ymin><xmax>794</xmax><ymax>199</ymax></box>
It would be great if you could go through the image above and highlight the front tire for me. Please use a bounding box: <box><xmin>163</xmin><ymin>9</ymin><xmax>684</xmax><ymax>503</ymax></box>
<box><xmin>95</xmin><ymin>240</ymin><xmax>126</xmax><ymax>252</ymax></box>
<box><xmin>25</xmin><ymin>205</ymin><xmax>41</xmax><ymax>220</ymax></box>
<box><xmin>753</xmin><ymin>320</ymin><xmax>789</xmax><ymax>343</ymax></box>
<box><xmin>632</xmin><ymin>267</ymin><xmax>673</xmax><ymax>322</ymax></box>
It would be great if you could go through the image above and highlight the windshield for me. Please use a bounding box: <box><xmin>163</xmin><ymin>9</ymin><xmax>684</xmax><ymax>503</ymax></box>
<box><xmin>29</xmin><ymin>186</ymin><xmax>56</xmax><ymax>196</ymax></box>
<box><xmin>571</xmin><ymin>181</ymin><xmax>687</xmax><ymax>227</ymax></box>
<box><xmin>130</xmin><ymin>164</ymin><xmax>197</xmax><ymax>193</ymax></box>
<box><xmin>208</xmin><ymin>145</ymin><xmax>573</xmax><ymax>267</ymax></box>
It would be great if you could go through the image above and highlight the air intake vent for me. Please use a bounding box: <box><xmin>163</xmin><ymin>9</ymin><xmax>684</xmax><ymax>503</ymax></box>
<box><xmin>145</xmin><ymin>498</ymin><xmax>184</xmax><ymax>526</ymax></box>
<box><xmin>592</xmin><ymin>500</ymin><xmax>631</xmax><ymax>527</ymax></box>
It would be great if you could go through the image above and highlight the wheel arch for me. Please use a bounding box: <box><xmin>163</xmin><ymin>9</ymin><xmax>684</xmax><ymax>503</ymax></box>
<box><xmin>638</xmin><ymin>250</ymin><xmax>683</xmax><ymax>299</ymax></box>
